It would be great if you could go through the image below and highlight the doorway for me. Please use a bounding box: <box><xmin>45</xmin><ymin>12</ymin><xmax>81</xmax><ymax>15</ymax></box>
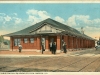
<box><xmin>41</xmin><ymin>36</ymin><xmax>57</xmax><ymax>50</ymax></box>
<box><xmin>49</xmin><ymin>36</ymin><xmax>57</xmax><ymax>45</ymax></box>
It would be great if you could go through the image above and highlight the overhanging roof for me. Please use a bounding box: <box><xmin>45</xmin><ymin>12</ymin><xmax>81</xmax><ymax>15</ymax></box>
<box><xmin>3</xmin><ymin>18</ymin><xmax>94</xmax><ymax>40</ymax></box>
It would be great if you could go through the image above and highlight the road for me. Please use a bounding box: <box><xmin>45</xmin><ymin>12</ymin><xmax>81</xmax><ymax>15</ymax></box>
<box><xmin>0</xmin><ymin>48</ymin><xmax>100</xmax><ymax>72</ymax></box>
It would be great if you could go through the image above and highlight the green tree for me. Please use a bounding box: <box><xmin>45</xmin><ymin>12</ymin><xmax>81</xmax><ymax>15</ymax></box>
<box><xmin>0</xmin><ymin>35</ymin><xmax>4</xmax><ymax>42</ymax></box>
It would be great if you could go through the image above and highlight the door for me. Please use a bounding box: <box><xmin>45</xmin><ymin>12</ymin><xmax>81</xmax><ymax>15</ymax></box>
<box><xmin>49</xmin><ymin>36</ymin><xmax>57</xmax><ymax>46</ymax></box>
<box><xmin>50</xmin><ymin>38</ymin><xmax>54</xmax><ymax>43</ymax></box>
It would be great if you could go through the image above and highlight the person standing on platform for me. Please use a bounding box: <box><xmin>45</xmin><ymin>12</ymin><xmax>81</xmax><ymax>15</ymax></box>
<box><xmin>18</xmin><ymin>44</ymin><xmax>22</xmax><ymax>53</ymax></box>
<box><xmin>49</xmin><ymin>42</ymin><xmax>52</xmax><ymax>52</ymax></box>
<box><xmin>62</xmin><ymin>42</ymin><xmax>65</xmax><ymax>52</ymax></box>
<box><xmin>51</xmin><ymin>42</ymin><xmax>54</xmax><ymax>54</ymax></box>
<box><xmin>41</xmin><ymin>43</ymin><xmax>45</xmax><ymax>54</ymax></box>
<box><xmin>52</xmin><ymin>42</ymin><xmax>57</xmax><ymax>54</ymax></box>
<box><xmin>63</xmin><ymin>42</ymin><xmax>67</xmax><ymax>53</ymax></box>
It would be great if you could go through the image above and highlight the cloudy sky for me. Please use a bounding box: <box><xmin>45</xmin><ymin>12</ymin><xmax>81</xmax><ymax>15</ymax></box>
<box><xmin>0</xmin><ymin>3</ymin><xmax>100</xmax><ymax>40</ymax></box>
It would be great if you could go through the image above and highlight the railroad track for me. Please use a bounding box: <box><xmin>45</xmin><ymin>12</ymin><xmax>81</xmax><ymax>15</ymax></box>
<box><xmin>1</xmin><ymin>51</ymin><xmax>100</xmax><ymax>72</ymax></box>
<box><xmin>53</xmin><ymin>55</ymin><xmax>100</xmax><ymax>72</ymax></box>
<box><xmin>0</xmin><ymin>56</ymin><xmax>61</xmax><ymax>72</ymax></box>
<box><xmin>1</xmin><ymin>57</ymin><xmax>100</xmax><ymax>72</ymax></box>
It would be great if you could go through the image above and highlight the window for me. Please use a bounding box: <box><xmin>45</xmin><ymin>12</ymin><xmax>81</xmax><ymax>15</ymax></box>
<box><xmin>14</xmin><ymin>38</ymin><xmax>21</xmax><ymax>46</ymax></box>
<box><xmin>24</xmin><ymin>38</ymin><xmax>28</xmax><ymax>43</ymax></box>
<box><xmin>30</xmin><ymin>38</ymin><xmax>34</xmax><ymax>43</ymax></box>
<box><xmin>14</xmin><ymin>39</ymin><xmax>17</xmax><ymax>46</ymax></box>
<box><xmin>18</xmin><ymin>39</ymin><xmax>20</xmax><ymax>45</ymax></box>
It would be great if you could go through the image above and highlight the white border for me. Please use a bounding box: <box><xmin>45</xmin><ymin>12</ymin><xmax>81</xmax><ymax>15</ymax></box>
<box><xmin>0</xmin><ymin>1</ymin><xmax>100</xmax><ymax>3</ymax></box>
<box><xmin>0</xmin><ymin>1</ymin><xmax>100</xmax><ymax>75</ymax></box>
<box><xmin>0</xmin><ymin>72</ymin><xmax>100</xmax><ymax>75</ymax></box>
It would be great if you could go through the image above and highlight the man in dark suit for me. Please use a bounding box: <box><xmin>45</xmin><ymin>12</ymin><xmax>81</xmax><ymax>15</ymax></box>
<box><xmin>52</xmin><ymin>42</ymin><xmax>57</xmax><ymax>54</ymax></box>
<box><xmin>63</xmin><ymin>42</ymin><xmax>67</xmax><ymax>53</ymax></box>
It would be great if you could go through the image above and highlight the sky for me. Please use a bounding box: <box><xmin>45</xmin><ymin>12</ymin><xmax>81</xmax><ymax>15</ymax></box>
<box><xmin>0</xmin><ymin>3</ymin><xmax>100</xmax><ymax>40</ymax></box>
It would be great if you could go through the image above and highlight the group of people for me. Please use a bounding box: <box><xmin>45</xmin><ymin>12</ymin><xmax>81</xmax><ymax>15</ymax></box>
<box><xmin>41</xmin><ymin>42</ymin><xmax>57</xmax><ymax>54</ymax></box>
<box><xmin>18</xmin><ymin>41</ymin><xmax>67</xmax><ymax>54</ymax></box>
<box><xmin>41</xmin><ymin>41</ymin><xmax>67</xmax><ymax>54</ymax></box>
<box><xmin>49</xmin><ymin>42</ymin><xmax>57</xmax><ymax>54</ymax></box>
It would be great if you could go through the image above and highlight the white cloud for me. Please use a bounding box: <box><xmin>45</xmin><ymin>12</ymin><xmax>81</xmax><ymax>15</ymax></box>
<box><xmin>66</xmin><ymin>15</ymin><xmax>77</xmax><ymax>26</ymax></box>
<box><xmin>3</xmin><ymin>21</ymin><xmax>6</xmax><ymax>24</ymax></box>
<box><xmin>59</xmin><ymin>15</ymin><xmax>100</xmax><ymax>39</ymax></box>
<box><xmin>0</xmin><ymin>14</ymin><xmax>22</xmax><ymax>26</ymax></box>
<box><xmin>28</xmin><ymin>15</ymin><xmax>41</xmax><ymax>24</ymax></box>
<box><xmin>55</xmin><ymin>15</ymin><xmax>100</xmax><ymax>39</ymax></box>
<box><xmin>93</xmin><ymin>18</ymin><xmax>100</xmax><ymax>23</ymax></box>
<box><xmin>28</xmin><ymin>15</ymin><xmax>35</xmax><ymax>21</ymax></box>
<box><xmin>66</xmin><ymin>15</ymin><xmax>90</xmax><ymax>26</ymax></box>
<box><xmin>26</xmin><ymin>9</ymin><xmax>38</xmax><ymax>15</ymax></box>
<box><xmin>54</xmin><ymin>16</ymin><xmax>65</xmax><ymax>24</ymax></box>
<box><xmin>0</xmin><ymin>12</ymin><xmax>23</xmax><ymax>32</ymax></box>
<box><xmin>14</xmin><ymin>13</ymin><xmax>17</xmax><ymax>16</ymax></box>
<box><xmin>75</xmin><ymin>15</ymin><xmax>89</xmax><ymax>20</ymax></box>
<box><xmin>14</xmin><ymin>18</ymin><xmax>22</xmax><ymax>24</ymax></box>
<box><xmin>0</xmin><ymin>16</ymin><xmax>4</xmax><ymax>22</ymax></box>
<box><xmin>38</xmin><ymin>11</ymin><xmax>50</xmax><ymax>19</ymax></box>
<box><xmin>66</xmin><ymin>15</ymin><xmax>100</xmax><ymax>27</ymax></box>
<box><xmin>26</xmin><ymin>9</ymin><xmax>50</xmax><ymax>24</ymax></box>
<box><xmin>0</xmin><ymin>11</ymin><xmax>99</xmax><ymax>40</ymax></box>
<box><xmin>54</xmin><ymin>15</ymin><xmax>91</xmax><ymax>27</ymax></box>
<box><xmin>4</xmin><ymin>15</ymin><xmax>12</xmax><ymax>21</ymax></box>
<box><xmin>0</xmin><ymin>13</ymin><xmax>22</xmax><ymax>25</ymax></box>
<box><xmin>0</xmin><ymin>13</ymin><xmax>6</xmax><ymax>16</ymax></box>
<box><xmin>92</xmin><ymin>18</ymin><xmax>100</xmax><ymax>26</ymax></box>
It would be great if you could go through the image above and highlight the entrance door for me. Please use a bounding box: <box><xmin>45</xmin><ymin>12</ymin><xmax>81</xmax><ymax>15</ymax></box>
<box><xmin>41</xmin><ymin>37</ymin><xmax>46</xmax><ymax>49</ymax></box>
<box><xmin>49</xmin><ymin>36</ymin><xmax>57</xmax><ymax>42</ymax></box>
<box><xmin>49</xmin><ymin>36</ymin><xmax>57</xmax><ymax>45</ymax></box>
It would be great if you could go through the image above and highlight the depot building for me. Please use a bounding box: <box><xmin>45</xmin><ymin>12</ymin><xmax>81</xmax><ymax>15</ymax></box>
<box><xmin>4</xmin><ymin>18</ymin><xmax>95</xmax><ymax>52</ymax></box>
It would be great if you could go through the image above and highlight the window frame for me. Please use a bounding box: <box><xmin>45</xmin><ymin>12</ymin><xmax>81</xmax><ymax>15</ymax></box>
<box><xmin>24</xmin><ymin>38</ymin><xmax>28</xmax><ymax>43</ymax></box>
<box><xmin>14</xmin><ymin>38</ymin><xmax>21</xmax><ymax>46</ymax></box>
<box><xmin>30</xmin><ymin>38</ymin><xmax>34</xmax><ymax>43</ymax></box>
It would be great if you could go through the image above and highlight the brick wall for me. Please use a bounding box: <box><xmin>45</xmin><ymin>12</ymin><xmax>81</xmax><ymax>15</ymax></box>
<box><xmin>10</xmin><ymin>35</ymin><xmax>95</xmax><ymax>50</ymax></box>
<box><xmin>11</xmin><ymin>37</ymin><xmax>37</xmax><ymax>50</ymax></box>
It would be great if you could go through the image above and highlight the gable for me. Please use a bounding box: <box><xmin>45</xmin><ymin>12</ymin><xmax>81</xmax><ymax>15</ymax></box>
<box><xmin>30</xmin><ymin>23</ymin><xmax>64</xmax><ymax>34</ymax></box>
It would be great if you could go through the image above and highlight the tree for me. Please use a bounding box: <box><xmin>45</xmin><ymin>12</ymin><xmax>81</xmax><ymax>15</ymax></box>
<box><xmin>0</xmin><ymin>35</ymin><xmax>4</xmax><ymax>42</ymax></box>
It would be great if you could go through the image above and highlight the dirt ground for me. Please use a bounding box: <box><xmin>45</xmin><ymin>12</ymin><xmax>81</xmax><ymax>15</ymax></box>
<box><xmin>0</xmin><ymin>48</ymin><xmax>100</xmax><ymax>72</ymax></box>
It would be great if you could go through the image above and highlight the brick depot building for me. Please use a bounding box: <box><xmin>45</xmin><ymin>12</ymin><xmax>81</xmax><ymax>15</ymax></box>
<box><xmin>4</xmin><ymin>18</ymin><xmax>95</xmax><ymax>52</ymax></box>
